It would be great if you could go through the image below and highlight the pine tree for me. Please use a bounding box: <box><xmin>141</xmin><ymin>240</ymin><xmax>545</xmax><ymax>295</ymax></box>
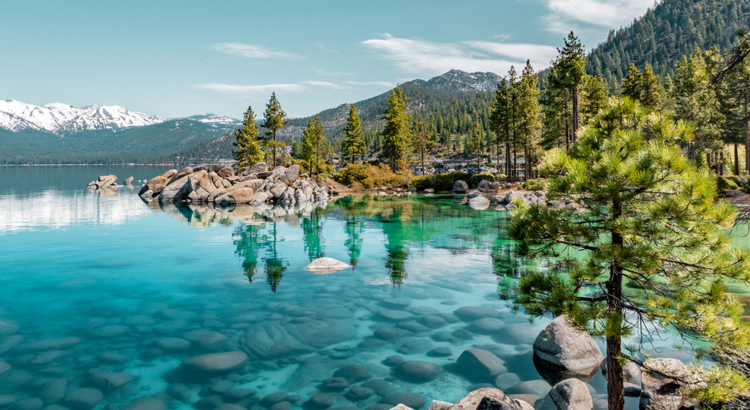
<box><xmin>516</xmin><ymin>60</ymin><xmax>542</xmax><ymax>180</ymax></box>
<box><xmin>381</xmin><ymin>86</ymin><xmax>411</xmax><ymax>172</ymax></box>
<box><xmin>466</xmin><ymin>116</ymin><xmax>486</xmax><ymax>169</ymax></box>
<box><xmin>580</xmin><ymin>75</ymin><xmax>609</xmax><ymax>125</ymax></box>
<box><xmin>412</xmin><ymin>121</ymin><xmax>437</xmax><ymax>176</ymax></box>
<box><xmin>342</xmin><ymin>105</ymin><xmax>366</xmax><ymax>163</ymax></box>
<box><xmin>556</xmin><ymin>32</ymin><xmax>587</xmax><ymax>141</ymax></box>
<box><xmin>621</xmin><ymin>64</ymin><xmax>643</xmax><ymax>102</ymax></box>
<box><xmin>510</xmin><ymin>98</ymin><xmax>750</xmax><ymax>410</ymax></box>
<box><xmin>262</xmin><ymin>92</ymin><xmax>289</xmax><ymax>167</ymax></box>
<box><xmin>302</xmin><ymin>114</ymin><xmax>327</xmax><ymax>181</ymax></box>
<box><xmin>232</xmin><ymin>105</ymin><xmax>264</xmax><ymax>167</ymax></box>
<box><xmin>641</xmin><ymin>65</ymin><xmax>662</xmax><ymax>110</ymax></box>
<box><xmin>673</xmin><ymin>47</ymin><xmax>724</xmax><ymax>163</ymax></box>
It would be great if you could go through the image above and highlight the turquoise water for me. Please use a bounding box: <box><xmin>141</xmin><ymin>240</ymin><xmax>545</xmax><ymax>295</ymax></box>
<box><xmin>0</xmin><ymin>166</ymin><xmax>682</xmax><ymax>410</ymax></box>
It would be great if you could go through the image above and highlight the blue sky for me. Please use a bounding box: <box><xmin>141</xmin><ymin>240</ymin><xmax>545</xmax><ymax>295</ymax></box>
<box><xmin>0</xmin><ymin>0</ymin><xmax>655</xmax><ymax>119</ymax></box>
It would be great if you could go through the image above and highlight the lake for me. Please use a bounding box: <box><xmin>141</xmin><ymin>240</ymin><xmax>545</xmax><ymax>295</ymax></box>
<box><xmin>0</xmin><ymin>165</ymin><xmax>711</xmax><ymax>410</ymax></box>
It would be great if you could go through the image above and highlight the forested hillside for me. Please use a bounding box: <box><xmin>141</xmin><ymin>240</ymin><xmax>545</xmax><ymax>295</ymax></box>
<box><xmin>587</xmin><ymin>0</ymin><xmax>750</xmax><ymax>87</ymax></box>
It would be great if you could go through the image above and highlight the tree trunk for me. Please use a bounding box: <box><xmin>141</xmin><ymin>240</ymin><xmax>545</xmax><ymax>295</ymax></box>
<box><xmin>720</xmin><ymin>151</ymin><xmax>724</xmax><ymax>176</ymax></box>
<box><xmin>745</xmin><ymin>93</ymin><xmax>749</xmax><ymax>173</ymax></box>
<box><xmin>272</xmin><ymin>131</ymin><xmax>277</xmax><ymax>167</ymax></box>
<box><xmin>565</xmin><ymin>121</ymin><xmax>570</xmax><ymax>152</ymax></box>
<box><xmin>735</xmin><ymin>144</ymin><xmax>740</xmax><ymax>176</ymax></box>
<box><xmin>607</xmin><ymin>201</ymin><xmax>625</xmax><ymax>410</ymax></box>
<box><xmin>572</xmin><ymin>90</ymin><xmax>579</xmax><ymax>143</ymax></box>
<box><xmin>505</xmin><ymin>142</ymin><xmax>511</xmax><ymax>180</ymax></box>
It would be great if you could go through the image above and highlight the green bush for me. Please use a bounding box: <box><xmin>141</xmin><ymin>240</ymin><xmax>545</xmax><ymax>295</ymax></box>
<box><xmin>717</xmin><ymin>176</ymin><xmax>739</xmax><ymax>191</ymax></box>
<box><xmin>521</xmin><ymin>178</ymin><xmax>547</xmax><ymax>191</ymax></box>
<box><xmin>410</xmin><ymin>176</ymin><xmax>433</xmax><ymax>190</ymax></box>
<box><xmin>333</xmin><ymin>163</ymin><xmax>408</xmax><ymax>189</ymax></box>
<box><xmin>468</xmin><ymin>173</ymin><xmax>495</xmax><ymax>188</ymax></box>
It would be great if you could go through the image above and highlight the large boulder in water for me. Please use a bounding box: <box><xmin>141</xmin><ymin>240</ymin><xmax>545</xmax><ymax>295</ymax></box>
<box><xmin>532</xmin><ymin>316</ymin><xmax>603</xmax><ymax>382</ymax></box>
<box><xmin>453</xmin><ymin>180</ymin><xmax>468</xmax><ymax>193</ymax></box>
<box><xmin>394</xmin><ymin>361</ymin><xmax>443</xmax><ymax>383</ymax></box>
<box><xmin>538</xmin><ymin>378</ymin><xmax>592</xmax><ymax>410</ymax></box>
<box><xmin>639</xmin><ymin>358</ymin><xmax>704</xmax><ymax>410</ymax></box>
<box><xmin>180</xmin><ymin>351</ymin><xmax>248</xmax><ymax>377</ymax></box>
<box><xmin>139</xmin><ymin>170</ymin><xmax>176</xmax><ymax>196</ymax></box>
<box><xmin>87</xmin><ymin>175</ymin><xmax>117</xmax><ymax>190</ymax></box>
<box><xmin>240</xmin><ymin>317</ymin><xmax>357</xmax><ymax>360</ymax></box>
<box><xmin>469</xmin><ymin>196</ymin><xmax>490</xmax><ymax>210</ymax></box>
<box><xmin>451</xmin><ymin>388</ymin><xmax>532</xmax><ymax>410</ymax></box>
<box><xmin>305</xmin><ymin>257</ymin><xmax>351</xmax><ymax>274</ymax></box>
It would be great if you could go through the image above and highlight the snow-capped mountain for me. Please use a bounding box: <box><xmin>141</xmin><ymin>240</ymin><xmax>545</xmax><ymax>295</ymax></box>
<box><xmin>0</xmin><ymin>100</ymin><xmax>166</xmax><ymax>133</ymax></box>
<box><xmin>184</xmin><ymin>113</ymin><xmax>240</xmax><ymax>127</ymax></box>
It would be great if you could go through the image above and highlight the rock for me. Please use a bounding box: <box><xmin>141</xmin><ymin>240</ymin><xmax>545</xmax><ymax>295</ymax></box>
<box><xmin>195</xmin><ymin>396</ymin><xmax>223</xmax><ymax>409</ymax></box>
<box><xmin>218</xmin><ymin>167</ymin><xmax>235</xmax><ymax>178</ymax></box>
<box><xmin>139</xmin><ymin>190</ymin><xmax>154</xmax><ymax>201</ymax></box>
<box><xmin>310</xmin><ymin>393</ymin><xmax>335</xmax><ymax>409</ymax></box>
<box><xmin>185</xmin><ymin>330</ymin><xmax>228</xmax><ymax>350</ymax></box>
<box><xmin>499</xmin><ymin>191</ymin><xmax>517</xmax><ymax>206</ymax></box>
<box><xmin>64</xmin><ymin>388</ymin><xmax>103</xmax><ymax>410</ymax></box>
<box><xmin>388</xmin><ymin>405</ymin><xmax>414</xmax><ymax>410</ymax></box>
<box><xmin>39</xmin><ymin>378</ymin><xmax>67</xmax><ymax>403</ymax></box>
<box><xmin>86</xmin><ymin>175</ymin><xmax>117</xmax><ymax>190</ymax></box>
<box><xmin>471</xmin><ymin>318</ymin><xmax>506</xmax><ymax>334</ymax></box>
<box><xmin>378</xmin><ymin>310</ymin><xmax>414</xmax><ymax>321</ymax></box>
<box><xmin>396</xmin><ymin>338</ymin><xmax>433</xmax><ymax>354</ymax></box>
<box><xmin>248</xmin><ymin>163</ymin><xmax>268</xmax><ymax>175</ymax></box>
<box><xmin>601</xmin><ymin>359</ymin><xmax>641</xmax><ymax>383</ymax></box>
<box><xmin>345</xmin><ymin>386</ymin><xmax>375</xmax><ymax>401</ymax></box>
<box><xmin>98</xmin><ymin>351</ymin><xmax>129</xmax><ymax>365</ymax></box>
<box><xmin>490</xmin><ymin>196</ymin><xmax>504</xmax><ymax>204</ymax></box>
<box><xmin>427</xmin><ymin>401</ymin><xmax>452</xmax><ymax>410</ymax></box>
<box><xmin>154</xmin><ymin>337</ymin><xmax>190</xmax><ymax>351</ymax></box>
<box><xmin>224</xmin><ymin>388</ymin><xmax>256</xmax><ymax>402</ymax></box>
<box><xmin>0</xmin><ymin>335</ymin><xmax>23</xmax><ymax>354</ymax></box>
<box><xmin>269</xmin><ymin>403</ymin><xmax>292</xmax><ymax>410</ymax></box>
<box><xmin>280</xmin><ymin>165</ymin><xmax>300</xmax><ymax>183</ymax></box>
<box><xmin>270</xmin><ymin>183</ymin><xmax>287</xmax><ymax>199</ymax></box>
<box><xmin>457</xmin><ymin>349</ymin><xmax>507</xmax><ymax>379</ymax></box>
<box><xmin>639</xmin><ymin>358</ymin><xmax>704</xmax><ymax>410</ymax></box>
<box><xmin>476</xmin><ymin>393</ymin><xmax>533</xmax><ymax>410</ymax></box>
<box><xmin>424</xmin><ymin>188</ymin><xmax>435</xmax><ymax>193</ymax></box>
<box><xmin>91</xmin><ymin>372</ymin><xmax>132</xmax><ymax>392</ymax></box>
<box><xmin>216</xmin><ymin>187</ymin><xmax>255</xmax><ymax>205</ymax></box>
<box><xmin>469</xmin><ymin>196</ymin><xmax>490</xmax><ymax>210</ymax></box>
<box><xmin>169</xmin><ymin>167</ymin><xmax>193</xmax><ymax>184</ymax></box>
<box><xmin>395</xmin><ymin>361</ymin><xmax>443</xmax><ymax>382</ymax></box>
<box><xmin>321</xmin><ymin>377</ymin><xmax>349</xmax><ymax>392</ymax></box>
<box><xmin>494</xmin><ymin>374</ymin><xmax>522</xmax><ymax>391</ymax></box>
<box><xmin>453</xmin><ymin>180</ymin><xmax>468</xmax><ymax>193</ymax></box>
<box><xmin>0</xmin><ymin>359</ymin><xmax>9</xmax><ymax>376</ymax></box>
<box><xmin>624</xmin><ymin>382</ymin><xmax>641</xmax><ymax>397</ymax></box>
<box><xmin>533</xmin><ymin>315</ymin><xmax>604</xmax><ymax>380</ymax></box>
<box><xmin>451</xmin><ymin>388</ymin><xmax>526</xmax><ymax>410</ymax></box>
<box><xmin>167</xmin><ymin>383</ymin><xmax>192</xmax><ymax>402</ymax></box>
<box><xmin>261</xmin><ymin>392</ymin><xmax>290</xmax><ymax>407</ymax></box>
<box><xmin>506</xmin><ymin>380</ymin><xmax>551</xmax><ymax>397</ymax></box>
<box><xmin>180</xmin><ymin>351</ymin><xmax>248</xmax><ymax>377</ymax></box>
<box><xmin>209</xmin><ymin>380</ymin><xmax>235</xmax><ymax>395</ymax></box>
<box><xmin>124</xmin><ymin>176</ymin><xmax>134</xmax><ymax>185</ymax></box>
<box><xmin>545</xmin><ymin>379</ymin><xmax>592</xmax><ymax>410</ymax></box>
<box><xmin>121</xmin><ymin>399</ymin><xmax>166</xmax><ymax>410</ymax></box>
<box><xmin>477</xmin><ymin>180</ymin><xmax>493</xmax><ymax>192</ymax></box>
<box><xmin>385</xmin><ymin>393</ymin><xmax>427</xmax><ymax>410</ymax></box>
<box><xmin>158</xmin><ymin>174</ymin><xmax>192</xmax><ymax>202</ymax></box>
<box><xmin>12</xmin><ymin>398</ymin><xmax>43</xmax><ymax>410</ymax></box>
<box><xmin>428</xmin><ymin>347</ymin><xmax>452</xmax><ymax>357</ymax></box>
<box><xmin>333</xmin><ymin>364</ymin><xmax>371</xmax><ymax>382</ymax></box>
<box><xmin>454</xmin><ymin>307</ymin><xmax>500</xmax><ymax>322</ymax></box>
<box><xmin>467</xmin><ymin>190</ymin><xmax>481</xmax><ymax>199</ymax></box>
<box><xmin>305</xmin><ymin>257</ymin><xmax>351</xmax><ymax>274</ymax></box>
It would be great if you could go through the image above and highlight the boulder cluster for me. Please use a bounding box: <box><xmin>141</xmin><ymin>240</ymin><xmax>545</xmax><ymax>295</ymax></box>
<box><xmin>86</xmin><ymin>175</ymin><xmax>118</xmax><ymax>190</ymax></box>
<box><xmin>138</xmin><ymin>163</ymin><xmax>333</xmax><ymax>205</ymax></box>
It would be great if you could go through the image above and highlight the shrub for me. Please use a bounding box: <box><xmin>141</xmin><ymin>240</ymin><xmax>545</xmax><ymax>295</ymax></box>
<box><xmin>468</xmin><ymin>173</ymin><xmax>495</xmax><ymax>188</ymax></box>
<box><xmin>717</xmin><ymin>176</ymin><xmax>739</xmax><ymax>191</ymax></box>
<box><xmin>333</xmin><ymin>163</ymin><xmax>408</xmax><ymax>189</ymax></box>
<box><xmin>433</xmin><ymin>171</ymin><xmax>469</xmax><ymax>191</ymax></box>
<box><xmin>410</xmin><ymin>176</ymin><xmax>432</xmax><ymax>190</ymax></box>
<box><xmin>521</xmin><ymin>178</ymin><xmax>547</xmax><ymax>191</ymax></box>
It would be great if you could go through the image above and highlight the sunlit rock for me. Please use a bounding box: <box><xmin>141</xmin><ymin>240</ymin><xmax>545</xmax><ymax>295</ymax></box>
<box><xmin>305</xmin><ymin>257</ymin><xmax>351</xmax><ymax>274</ymax></box>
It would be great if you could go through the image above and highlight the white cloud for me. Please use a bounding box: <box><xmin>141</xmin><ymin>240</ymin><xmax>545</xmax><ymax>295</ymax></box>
<box><xmin>212</xmin><ymin>43</ymin><xmax>304</xmax><ymax>59</ymax></box>
<box><xmin>345</xmin><ymin>80</ymin><xmax>396</xmax><ymax>88</ymax></box>
<box><xmin>312</xmin><ymin>42</ymin><xmax>339</xmax><ymax>53</ymax></box>
<box><xmin>545</xmin><ymin>0</ymin><xmax>654</xmax><ymax>31</ymax></box>
<box><xmin>361</xmin><ymin>34</ymin><xmax>556</xmax><ymax>76</ymax></box>
<box><xmin>196</xmin><ymin>83</ymin><xmax>309</xmax><ymax>93</ymax></box>
<box><xmin>462</xmin><ymin>41</ymin><xmax>559</xmax><ymax>69</ymax></box>
<box><xmin>300</xmin><ymin>80</ymin><xmax>345</xmax><ymax>90</ymax></box>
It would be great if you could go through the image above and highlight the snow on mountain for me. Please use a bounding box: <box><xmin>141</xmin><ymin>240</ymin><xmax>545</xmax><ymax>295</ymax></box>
<box><xmin>0</xmin><ymin>99</ymin><xmax>166</xmax><ymax>133</ymax></box>
<box><xmin>184</xmin><ymin>113</ymin><xmax>240</xmax><ymax>127</ymax></box>
<box><xmin>423</xmin><ymin>69</ymin><xmax>502</xmax><ymax>93</ymax></box>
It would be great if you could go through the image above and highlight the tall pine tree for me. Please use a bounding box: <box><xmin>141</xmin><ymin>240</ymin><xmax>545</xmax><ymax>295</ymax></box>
<box><xmin>232</xmin><ymin>105</ymin><xmax>264</xmax><ymax>167</ymax></box>
<box><xmin>262</xmin><ymin>92</ymin><xmax>289</xmax><ymax>167</ymax></box>
<box><xmin>342</xmin><ymin>105</ymin><xmax>365</xmax><ymax>163</ymax></box>
<box><xmin>381</xmin><ymin>86</ymin><xmax>411</xmax><ymax>172</ymax></box>
<box><xmin>302</xmin><ymin>114</ymin><xmax>327</xmax><ymax>181</ymax></box>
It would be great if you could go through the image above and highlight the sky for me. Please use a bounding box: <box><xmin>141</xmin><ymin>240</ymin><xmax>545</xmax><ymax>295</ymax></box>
<box><xmin>0</xmin><ymin>0</ymin><xmax>656</xmax><ymax>119</ymax></box>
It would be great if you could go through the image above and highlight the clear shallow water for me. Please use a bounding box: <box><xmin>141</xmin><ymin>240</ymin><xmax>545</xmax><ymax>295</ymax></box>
<box><xmin>0</xmin><ymin>166</ymin><xmax>720</xmax><ymax>410</ymax></box>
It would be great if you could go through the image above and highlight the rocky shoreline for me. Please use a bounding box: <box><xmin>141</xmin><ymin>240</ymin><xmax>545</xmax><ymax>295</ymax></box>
<box><xmin>136</xmin><ymin>163</ymin><xmax>332</xmax><ymax>206</ymax></box>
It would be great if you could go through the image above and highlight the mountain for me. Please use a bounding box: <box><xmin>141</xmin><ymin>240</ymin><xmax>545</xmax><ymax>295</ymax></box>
<box><xmin>586</xmin><ymin>0</ymin><xmax>750</xmax><ymax>87</ymax></box>
<box><xmin>0</xmin><ymin>100</ymin><xmax>240</xmax><ymax>164</ymax></box>
<box><xmin>0</xmin><ymin>100</ymin><xmax>165</xmax><ymax>133</ymax></box>
<box><xmin>158</xmin><ymin>70</ymin><xmax>501</xmax><ymax>164</ymax></box>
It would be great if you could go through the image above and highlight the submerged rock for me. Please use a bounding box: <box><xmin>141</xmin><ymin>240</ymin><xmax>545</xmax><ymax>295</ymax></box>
<box><xmin>457</xmin><ymin>349</ymin><xmax>507</xmax><ymax>379</ymax></box>
<box><xmin>451</xmin><ymin>388</ymin><xmax>531</xmax><ymax>410</ymax></box>
<box><xmin>305</xmin><ymin>257</ymin><xmax>351</xmax><ymax>274</ymax></box>
<box><xmin>180</xmin><ymin>351</ymin><xmax>248</xmax><ymax>376</ymax></box>
<box><xmin>64</xmin><ymin>388</ymin><xmax>103</xmax><ymax>410</ymax></box>
<box><xmin>395</xmin><ymin>361</ymin><xmax>443</xmax><ymax>382</ymax></box>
